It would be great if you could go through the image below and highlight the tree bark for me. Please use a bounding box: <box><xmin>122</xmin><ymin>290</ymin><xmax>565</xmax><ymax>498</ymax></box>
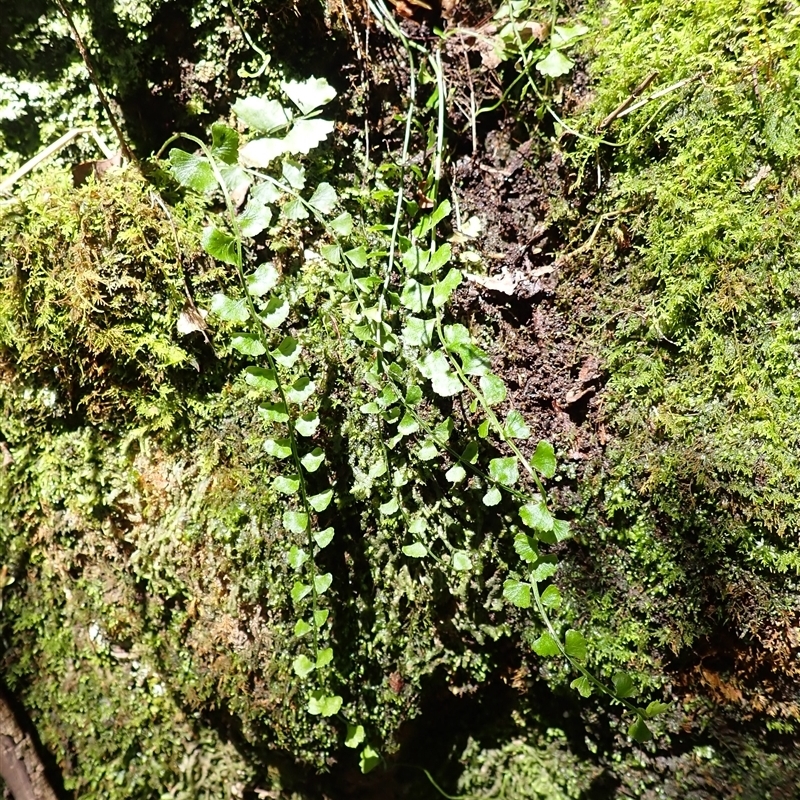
<box><xmin>0</xmin><ymin>693</ymin><xmax>58</xmax><ymax>800</ymax></box>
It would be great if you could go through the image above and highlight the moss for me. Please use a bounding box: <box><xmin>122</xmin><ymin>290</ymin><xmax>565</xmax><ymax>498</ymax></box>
<box><xmin>455</xmin><ymin>732</ymin><xmax>597</xmax><ymax>799</ymax></box>
<box><xmin>0</xmin><ymin>165</ymin><xmax>228</xmax><ymax>429</ymax></box>
<box><xmin>6</xmin><ymin>562</ymin><xmax>255</xmax><ymax>798</ymax></box>
<box><xmin>527</xmin><ymin>0</ymin><xmax>800</xmax><ymax>789</ymax></box>
<box><xmin>0</xmin><ymin>165</ymin><xmax>530</xmax><ymax>794</ymax></box>
<box><xmin>0</xmin><ymin>424</ymin><xmax>257</xmax><ymax>798</ymax></box>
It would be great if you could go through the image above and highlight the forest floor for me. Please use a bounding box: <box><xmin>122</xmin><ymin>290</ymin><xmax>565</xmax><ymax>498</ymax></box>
<box><xmin>3</xmin><ymin>0</ymin><xmax>800</xmax><ymax>798</ymax></box>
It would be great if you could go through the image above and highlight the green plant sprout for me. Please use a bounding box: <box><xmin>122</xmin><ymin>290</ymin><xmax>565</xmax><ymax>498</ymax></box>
<box><xmin>489</xmin><ymin>0</ymin><xmax>589</xmax><ymax>78</ymax></box>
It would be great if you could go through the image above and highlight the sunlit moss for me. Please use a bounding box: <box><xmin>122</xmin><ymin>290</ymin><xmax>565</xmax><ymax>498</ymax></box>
<box><xmin>553</xmin><ymin>0</ymin><xmax>800</xmax><ymax>768</ymax></box>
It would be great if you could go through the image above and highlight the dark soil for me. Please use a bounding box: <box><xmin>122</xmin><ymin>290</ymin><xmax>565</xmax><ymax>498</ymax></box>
<box><xmin>451</xmin><ymin>114</ymin><xmax>606</xmax><ymax>483</ymax></box>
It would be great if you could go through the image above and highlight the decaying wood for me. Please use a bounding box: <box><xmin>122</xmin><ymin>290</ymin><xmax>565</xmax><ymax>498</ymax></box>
<box><xmin>0</xmin><ymin>691</ymin><xmax>58</xmax><ymax>800</ymax></box>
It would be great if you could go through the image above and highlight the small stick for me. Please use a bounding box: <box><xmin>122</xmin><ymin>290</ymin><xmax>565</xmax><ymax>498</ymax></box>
<box><xmin>614</xmin><ymin>74</ymin><xmax>701</xmax><ymax>120</ymax></box>
<box><xmin>598</xmin><ymin>70</ymin><xmax>659</xmax><ymax>130</ymax></box>
<box><xmin>0</xmin><ymin>128</ymin><xmax>111</xmax><ymax>194</ymax></box>
<box><xmin>150</xmin><ymin>191</ymin><xmax>201</xmax><ymax>311</ymax></box>
<box><xmin>54</xmin><ymin>0</ymin><xmax>134</xmax><ymax>161</ymax></box>
<box><xmin>150</xmin><ymin>191</ymin><xmax>215</xmax><ymax>351</ymax></box>
<box><xmin>557</xmin><ymin>206</ymin><xmax>637</xmax><ymax>264</ymax></box>
<box><xmin>463</xmin><ymin>51</ymin><xmax>478</xmax><ymax>156</ymax></box>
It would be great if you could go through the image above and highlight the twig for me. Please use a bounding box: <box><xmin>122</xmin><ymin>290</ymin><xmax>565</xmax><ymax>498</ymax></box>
<box><xmin>0</xmin><ymin>737</ymin><xmax>38</xmax><ymax>800</ymax></box>
<box><xmin>557</xmin><ymin>207</ymin><xmax>637</xmax><ymax>264</ymax></box>
<box><xmin>598</xmin><ymin>71</ymin><xmax>659</xmax><ymax>130</ymax></box>
<box><xmin>54</xmin><ymin>0</ymin><xmax>134</xmax><ymax>160</ymax></box>
<box><xmin>0</xmin><ymin>128</ymin><xmax>112</xmax><ymax>194</ymax></box>
<box><xmin>615</xmin><ymin>74</ymin><xmax>701</xmax><ymax>119</ymax></box>
<box><xmin>463</xmin><ymin>51</ymin><xmax>478</xmax><ymax>156</ymax></box>
<box><xmin>149</xmin><ymin>191</ymin><xmax>214</xmax><ymax>349</ymax></box>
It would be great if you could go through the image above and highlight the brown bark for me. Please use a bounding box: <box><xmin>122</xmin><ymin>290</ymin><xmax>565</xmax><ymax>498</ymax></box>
<box><xmin>0</xmin><ymin>692</ymin><xmax>58</xmax><ymax>800</ymax></box>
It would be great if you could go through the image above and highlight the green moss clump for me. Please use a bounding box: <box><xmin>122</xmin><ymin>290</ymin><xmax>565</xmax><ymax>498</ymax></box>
<box><xmin>456</xmin><ymin>732</ymin><xmax>597</xmax><ymax>800</ymax></box>
<box><xmin>0</xmin><ymin>166</ymin><xmax>226</xmax><ymax>428</ymax></box>
<box><xmin>544</xmin><ymin>0</ymin><xmax>800</xmax><ymax>777</ymax></box>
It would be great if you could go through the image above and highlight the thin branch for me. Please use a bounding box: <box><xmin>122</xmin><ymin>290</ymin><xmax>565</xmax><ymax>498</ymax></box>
<box><xmin>598</xmin><ymin>71</ymin><xmax>659</xmax><ymax>130</ymax></box>
<box><xmin>614</xmin><ymin>74</ymin><xmax>702</xmax><ymax>120</ymax></box>
<box><xmin>597</xmin><ymin>73</ymin><xmax>704</xmax><ymax>133</ymax></box>
<box><xmin>557</xmin><ymin>207</ymin><xmax>637</xmax><ymax>264</ymax></box>
<box><xmin>0</xmin><ymin>127</ymin><xmax>111</xmax><ymax>194</ymax></box>
<box><xmin>54</xmin><ymin>0</ymin><xmax>134</xmax><ymax>160</ymax></box>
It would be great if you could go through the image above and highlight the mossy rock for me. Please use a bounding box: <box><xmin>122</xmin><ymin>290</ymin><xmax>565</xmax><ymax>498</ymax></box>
<box><xmin>5</xmin><ymin>0</ymin><xmax>800</xmax><ymax>795</ymax></box>
<box><xmin>528</xmin><ymin>0</ymin><xmax>800</xmax><ymax>791</ymax></box>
